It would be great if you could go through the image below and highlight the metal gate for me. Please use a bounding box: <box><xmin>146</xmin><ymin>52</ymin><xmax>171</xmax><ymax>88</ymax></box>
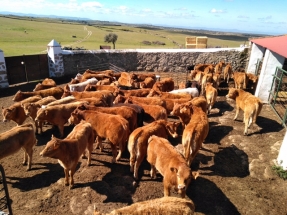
<box><xmin>5</xmin><ymin>54</ymin><xmax>49</xmax><ymax>85</ymax></box>
<box><xmin>269</xmin><ymin>67</ymin><xmax>287</xmax><ymax>127</ymax></box>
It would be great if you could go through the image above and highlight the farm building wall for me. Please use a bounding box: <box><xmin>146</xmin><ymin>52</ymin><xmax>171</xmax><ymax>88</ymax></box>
<box><xmin>62</xmin><ymin>48</ymin><xmax>249</xmax><ymax>75</ymax></box>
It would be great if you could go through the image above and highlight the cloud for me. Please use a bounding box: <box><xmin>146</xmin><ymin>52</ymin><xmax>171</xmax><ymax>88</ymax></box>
<box><xmin>258</xmin><ymin>15</ymin><xmax>272</xmax><ymax>21</ymax></box>
<box><xmin>238</xmin><ymin>15</ymin><xmax>249</xmax><ymax>19</ymax></box>
<box><xmin>210</xmin><ymin>8</ymin><xmax>226</xmax><ymax>13</ymax></box>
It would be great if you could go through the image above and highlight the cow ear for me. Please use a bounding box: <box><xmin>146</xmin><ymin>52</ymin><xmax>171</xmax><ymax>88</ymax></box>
<box><xmin>53</xmin><ymin>141</ymin><xmax>60</xmax><ymax>149</ymax></box>
<box><xmin>170</xmin><ymin>167</ymin><xmax>178</xmax><ymax>173</ymax></box>
<box><xmin>1</xmin><ymin>106</ymin><xmax>4</xmax><ymax>110</ymax></box>
<box><xmin>192</xmin><ymin>171</ymin><xmax>199</xmax><ymax>180</ymax></box>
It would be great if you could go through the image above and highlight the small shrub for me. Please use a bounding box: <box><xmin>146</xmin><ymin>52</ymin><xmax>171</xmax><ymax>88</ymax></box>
<box><xmin>272</xmin><ymin>161</ymin><xmax>287</xmax><ymax>180</ymax></box>
<box><xmin>142</xmin><ymin>41</ymin><xmax>151</xmax><ymax>45</ymax></box>
<box><xmin>152</xmin><ymin>41</ymin><xmax>165</xmax><ymax>45</ymax></box>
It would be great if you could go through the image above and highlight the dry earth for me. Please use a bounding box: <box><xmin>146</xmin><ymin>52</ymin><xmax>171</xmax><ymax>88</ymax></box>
<box><xmin>0</xmin><ymin>77</ymin><xmax>287</xmax><ymax>215</ymax></box>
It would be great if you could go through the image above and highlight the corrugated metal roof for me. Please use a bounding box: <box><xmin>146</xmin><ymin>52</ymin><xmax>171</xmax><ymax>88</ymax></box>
<box><xmin>250</xmin><ymin>35</ymin><xmax>287</xmax><ymax>58</ymax></box>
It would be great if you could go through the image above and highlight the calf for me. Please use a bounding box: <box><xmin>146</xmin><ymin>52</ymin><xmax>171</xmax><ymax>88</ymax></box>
<box><xmin>42</xmin><ymin>78</ymin><xmax>56</xmax><ymax>86</ymax></box>
<box><xmin>182</xmin><ymin>104</ymin><xmax>209</xmax><ymax>166</ymax></box>
<box><xmin>226</xmin><ymin>88</ymin><xmax>263</xmax><ymax>135</ymax></box>
<box><xmin>140</xmin><ymin>77</ymin><xmax>155</xmax><ymax>88</ymax></box>
<box><xmin>2</xmin><ymin>96</ymin><xmax>42</xmax><ymax>125</ymax></box>
<box><xmin>147</xmin><ymin>89</ymin><xmax>192</xmax><ymax>100</ymax></box>
<box><xmin>45</xmin><ymin>96</ymin><xmax>76</xmax><ymax>107</ymax></box>
<box><xmin>205</xmin><ymin>82</ymin><xmax>218</xmax><ymax>114</ymax></box>
<box><xmin>152</xmin><ymin>77</ymin><xmax>174</xmax><ymax>92</ymax></box>
<box><xmin>233</xmin><ymin>71</ymin><xmax>247</xmax><ymax>89</ymax></box>
<box><xmin>61</xmin><ymin>90</ymin><xmax>114</xmax><ymax>106</ymax></box>
<box><xmin>68</xmin><ymin>109</ymin><xmax>130</xmax><ymax>163</ymax></box>
<box><xmin>77</xmin><ymin>104</ymin><xmax>138</xmax><ymax>133</ymax></box>
<box><xmin>35</xmin><ymin>101</ymin><xmax>86</xmax><ymax>137</ymax></box>
<box><xmin>22</xmin><ymin>96</ymin><xmax>57</xmax><ymax>134</ymax></box>
<box><xmin>113</xmin><ymin>103</ymin><xmax>144</xmax><ymax>127</ymax></box>
<box><xmin>223</xmin><ymin>63</ymin><xmax>233</xmax><ymax>83</ymax></box>
<box><xmin>169</xmin><ymin>87</ymin><xmax>199</xmax><ymax>98</ymax></box>
<box><xmin>33</xmin><ymin>83</ymin><xmax>56</xmax><ymax>91</ymax></box>
<box><xmin>214</xmin><ymin>60</ymin><xmax>225</xmax><ymax>74</ymax></box>
<box><xmin>68</xmin><ymin>77</ymin><xmax>98</xmax><ymax>92</ymax></box>
<box><xmin>40</xmin><ymin>120</ymin><xmax>94</xmax><ymax>189</ymax></box>
<box><xmin>119</xmin><ymin>88</ymin><xmax>151</xmax><ymax>97</ymax></box>
<box><xmin>128</xmin><ymin>120</ymin><xmax>180</xmax><ymax>179</ymax></box>
<box><xmin>13</xmin><ymin>87</ymin><xmax>64</xmax><ymax>101</ymax></box>
<box><xmin>147</xmin><ymin>135</ymin><xmax>199</xmax><ymax>198</ymax></box>
<box><xmin>170</xmin><ymin>96</ymin><xmax>208</xmax><ymax>128</ymax></box>
<box><xmin>0</xmin><ymin>123</ymin><xmax>37</xmax><ymax>170</ymax></box>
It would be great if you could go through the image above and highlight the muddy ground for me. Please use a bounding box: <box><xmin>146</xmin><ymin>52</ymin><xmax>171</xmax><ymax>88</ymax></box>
<box><xmin>0</xmin><ymin>76</ymin><xmax>287</xmax><ymax>215</ymax></box>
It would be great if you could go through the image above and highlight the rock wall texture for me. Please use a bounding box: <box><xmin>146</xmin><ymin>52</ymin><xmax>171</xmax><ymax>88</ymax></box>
<box><xmin>62</xmin><ymin>48</ymin><xmax>249</xmax><ymax>75</ymax></box>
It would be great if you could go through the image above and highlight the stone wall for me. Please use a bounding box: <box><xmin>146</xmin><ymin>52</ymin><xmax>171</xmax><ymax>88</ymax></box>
<box><xmin>62</xmin><ymin>48</ymin><xmax>249</xmax><ymax>76</ymax></box>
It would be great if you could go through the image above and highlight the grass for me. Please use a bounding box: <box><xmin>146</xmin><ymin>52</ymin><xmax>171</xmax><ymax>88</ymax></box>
<box><xmin>0</xmin><ymin>15</ymin><xmax>253</xmax><ymax>57</ymax></box>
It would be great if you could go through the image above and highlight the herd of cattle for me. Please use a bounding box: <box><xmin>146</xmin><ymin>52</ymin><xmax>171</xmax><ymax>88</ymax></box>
<box><xmin>0</xmin><ymin>61</ymin><xmax>263</xmax><ymax>200</ymax></box>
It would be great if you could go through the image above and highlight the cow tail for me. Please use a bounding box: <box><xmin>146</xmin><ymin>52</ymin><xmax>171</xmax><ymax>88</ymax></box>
<box><xmin>184</xmin><ymin>131</ymin><xmax>196</xmax><ymax>164</ymax></box>
<box><xmin>128</xmin><ymin>129</ymin><xmax>143</xmax><ymax>156</ymax></box>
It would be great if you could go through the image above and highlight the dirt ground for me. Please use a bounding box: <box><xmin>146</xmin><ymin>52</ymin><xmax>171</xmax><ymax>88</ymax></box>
<box><xmin>0</xmin><ymin>77</ymin><xmax>287</xmax><ymax>215</ymax></box>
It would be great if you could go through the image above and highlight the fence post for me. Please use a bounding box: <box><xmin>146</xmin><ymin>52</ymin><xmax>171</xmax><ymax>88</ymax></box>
<box><xmin>47</xmin><ymin>39</ymin><xmax>64</xmax><ymax>77</ymax></box>
<box><xmin>0</xmin><ymin>49</ymin><xmax>9</xmax><ymax>88</ymax></box>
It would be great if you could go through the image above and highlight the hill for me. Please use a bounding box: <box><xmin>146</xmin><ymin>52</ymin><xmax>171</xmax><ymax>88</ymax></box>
<box><xmin>0</xmin><ymin>14</ymin><xmax>264</xmax><ymax>57</ymax></box>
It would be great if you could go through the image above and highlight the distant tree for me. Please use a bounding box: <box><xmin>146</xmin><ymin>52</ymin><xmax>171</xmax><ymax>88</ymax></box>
<box><xmin>104</xmin><ymin>33</ymin><xmax>118</xmax><ymax>49</ymax></box>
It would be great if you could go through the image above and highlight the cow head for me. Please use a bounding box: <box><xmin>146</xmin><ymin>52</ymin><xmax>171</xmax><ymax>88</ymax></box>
<box><xmin>68</xmin><ymin>110</ymin><xmax>82</xmax><ymax>125</ymax></box>
<box><xmin>113</xmin><ymin>95</ymin><xmax>126</xmax><ymax>104</ymax></box>
<box><xmin>226</xmin><ymin>88</ymin><xmax>239</xmax><ymax>100</ymax></box>
<box><xmin>2</xmin><ymin>107</ymin><xmax>15</xmax><ymax>122</ymax></box>
<box><xmin>170</xmin><ymin>102</ymin><xmax>181</xmax><ymax>116</ymax></box>
<box><xmin>165</xmin><ymin>121</ymin><xmax>180</xmax><ymax>138</ymax></box>
<box><xmin>40</xmin><ymin>135</ymin><xmax>61</xmax><ymax>158</ymax></box>
<box><xmin>170</xmin><ymin>165</ymin><xmax>193</xmax><ymax>198</ymax></box>
<box><xmin>35</xmin><ymin>108</ymin><xmax>48</xmax><ymax>122</ymax></box>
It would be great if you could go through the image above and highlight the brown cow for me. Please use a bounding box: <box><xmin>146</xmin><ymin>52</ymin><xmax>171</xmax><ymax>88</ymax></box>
<box><xmin>115</xmin><ymin>97</ymin><xmax>167</xmax><ymax>122</ymax></box>
<box><xmin>147</xmin><ymin>135</ymin><xmax>199</xmax><ymax>198</ymax></box>
<box><xmin>118</xmin><ymin>88</ymin><xmax>151</xmax><ymax>97</ymax></box>
<box><xmin>223</xmin><ymin>63</ymin><xmax>233</xmax><ymax>83</ymax></box>
<box><xmin>170</xmin><ymin>96</ymin><xmax>208</xmax><ymax>128</ymax></box>
<box><xmin>61</xmin><ymin>90</ymin><xmax>114</xmax><ymax>106</ymax></box>
<box><xmin>35</xmin><ymin>101</ymin><xmax>86</xmax><ymax>137</ymax></box>
<box><xmin>76</xmin><ymin>104</ymin><xmax>138</xmax><ymax>134</ymax></box>
<box><xmin>182</xmin><ymin>104</ymin><xmax>209</xmax><ymax>166</ymax></box>
<box><xmin>40</xmin><ymin>120</ymin><xmax>94</xmax><ymax>189</ymax></box>
<box><xmin>42</xmin><ymin>78</ymin><xmax>56</xmax><ymax>86</ymax></box>
<box><xmin>128</xmin><ymin>120</ymin><xmax>180</xmax><ymax>179</ymax></box>
<box><xmin>99</xmin><ymin>197</ymin><xmax>195</xmax><ymax>215</ymax></box>
<box><xmin>139</xmin><ymin>77</ymin><xmax>156</xmax><ymax>89</ymax></box>
<box><xmin>2</xmin><ymin>95</ymin><xmax>42</xmax><ymax>125</ymax></box>
<box><xmin>33</xmin><ymin>83</ymin><xmax>56</xmax><ymax>91</ymax></box>
<box><xmin>233</xmin><ymin>71</ymin><xmax>247</xmax><ymax>89</ymax></box>
<box><xmin>68</xmin><ymin>109</ymin><xmax>130</xmax><ymax>163</ymax></box>
<box><xmin>0</xmin><ymin>123</ymin><xmax>37</xmax><ymax>170</ymax></box>
<box><xmin>22</xmin><ymin>96</ymin><xmax>57</xmax><ymax>134</ymax></box>
<box><xmin>12</xmin><ymin>87</ymin><xmax>64</xmax><ymax>101</ymax></box>
<box><xmin>151</xmin><ymin>77</ymin><xmax>174</xmax><ymax>93</ymax></box>
<box><xmin>214</xmin><ymin>60</ymin><xmax>225</xmax><ymax>74</ymax></box>
<box><xmin>226</xmin><ymin>88</ymin><xmax>263</xmax><ymax>135</ymax></box>
<box><xmin>205</xmin><ymin>82</ymin><xmax>218</xmax><ymax>114</ymax></box>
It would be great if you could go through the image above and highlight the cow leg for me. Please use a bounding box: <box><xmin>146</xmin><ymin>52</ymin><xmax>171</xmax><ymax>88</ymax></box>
<box><xmin>58</xmin><ymin>124</ymin><xmax>64</xmax><ymax>138</ymax></box>
<box><xmin>150</xmin><ymin>165</ymin><xmax>156</xmax><ymax>179</ymax></box>
<box><xmin>23</xmin><ymin>150</ymin><xmax>28</xmax><ymax>166</ymax></box>
<box><xmin>163</xmin><ymin>181</ymin><xmax>171</xmax><ymax>197</ymax></box>
<box><xmin>64</xmin><ymin>168</ymin><xmax>69</xmax><ymax>186</ymax></box>
<box><xmin>116</xmin><ymin>143</ymin><xmax>124</xmax><ymax>162</ymax></box>
<box><xmin>69</xmin><ymin>166</ymin><xmax>76</xmax><ymax>189</ymax></box>
<box><xmin>233</xmin><ymin>107</ymin><xmax>240</xmax><ymax>120</ymax></box>
<box><xmin>110</xmin><ymin>143</ymin><xmax>117</xmax><ymax>163</ymax></box>
<box><xmin>38</xmin><ymin>120</ymin><xmax>43</xmax><ymax>134</ymax></box>
<box><xmin>134</xmin><ymin>152</ymin><xmax>145</xmax><ymax>180</ymax></box>
<box><xmin>95</xmin><ymin>136</ymin><xmax>103</xmax><ymax>152</ymax></box>
<box><xmin>129</xmin><ymin>151</ymin><xmax>136</xmax><ymax>173</ymax></box>
<box><xmin>25</xmin><ymin>147</ymin><xmax>33</xmax><ymax>171</ymax></box>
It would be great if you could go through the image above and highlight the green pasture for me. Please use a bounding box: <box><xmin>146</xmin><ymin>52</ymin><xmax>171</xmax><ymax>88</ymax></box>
<box><xmin>0</xmin><ymin>16</ymin><xmax>250</xmax><ymax>57</ymax></box>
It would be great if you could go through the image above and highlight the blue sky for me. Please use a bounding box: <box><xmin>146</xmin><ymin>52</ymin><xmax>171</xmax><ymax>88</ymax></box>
<box><xmin>0</xmin><ymin>0</ymin><xmax>286</xmax><ymax>35</ymax></box>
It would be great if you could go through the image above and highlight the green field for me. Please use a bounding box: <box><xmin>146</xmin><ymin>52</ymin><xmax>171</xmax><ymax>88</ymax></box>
<box><xmin>0</xmin><ymin>15</ymin><xmax>256</xmax><ymax>57</ymax></box>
